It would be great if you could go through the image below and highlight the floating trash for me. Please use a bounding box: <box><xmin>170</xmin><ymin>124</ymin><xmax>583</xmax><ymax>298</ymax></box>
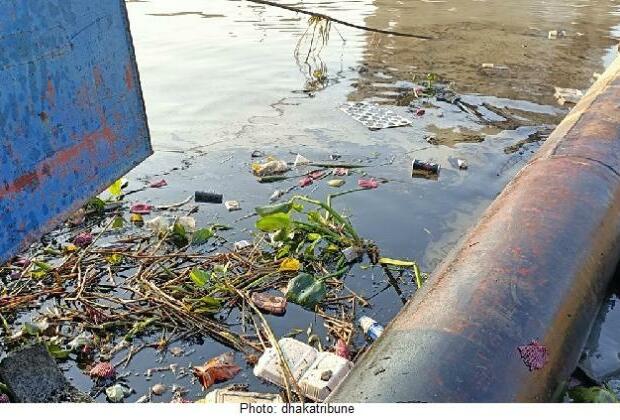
<box><xmin>340</xmin><ymin>102</ymin><xmax>412</xmax><ymax>130</ymax></box>
<box><xmin>201</xmin><ymin>389</ymin><xmax>283</xmax><ymax>403</ymax></box>
<box><xmin>554</xmin><ymin>87</ymin><xmax>583</xmax><ymax>106</ymax></box>
<box><xmin>151</xmin><ymin>383</ymin><xmax>167</xmax><ymax>396</ymax></box>
<box><xmin>233</xmin><ymin>240</ymin><xmax>252</xmax><ymax>251</ymax></box>
<box><xmin>359</xmin><ymin>316</ymin><xmax>384</xmax><ymax>341</ymax></box>
<box><xmin>253</xmin><ymin>338</ymin><xmax>352</xmax><ymax>401</ymax></box>
<box><xmin>130</xmin><ymin>203</ymin><xmax>153</xmax><ymax>215</ymax></box>
<box><xmin>73</xmin><ymin>232</ymin><xmax>93</xmax><ymax>248</ymax></box>
<box><xmin>411</xmin><ymin>160</ymin><xmax>440</xmax><ymax>178</ymax></box>
<box><xmin>224</xmin><ymin>200</ymin><xmax>241</xmax><ymax>211</ymax></box>
<box><xmin>90</xmin><ymin>362</ymin><xmax>116</xmax><ymax>380</ymax></box>
<box><xmin>195</xmin><ymin>191</ymin><xmax>223</xmax><ymax>203</ymax></box>
<box><xmin>251</xmin><ymin>159</ymin><xmax>289</xmax><ymax>177</ymax></box>
<box><xmin>251</xmin><ymin>292</ymin><xmax>287</xmax><ymax>315</ymax></box>
<box><xmin>192</xmin><ymin>352</ymin><xmax>241</xmax><ymax>390</ymax></box>
<box><xmin>358</xmin><ymin>178</ymin><xmax>379</xmax><ymax>189</ymax></box>
<box><xmin>149</xmin><ymin>179</ymin><xmax>167</xmax><ymax>188</ymax></box>
<box><xmin>293</xmin><ymin>154</ymin><xmax>311</xmax><ymax>167</ymax></box>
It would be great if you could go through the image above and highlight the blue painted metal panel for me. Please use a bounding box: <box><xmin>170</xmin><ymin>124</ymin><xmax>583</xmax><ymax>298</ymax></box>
<box><xmin>0</xmin><ymin>0</ymin><xmax>152</xmax><ymax>263</ymax></box>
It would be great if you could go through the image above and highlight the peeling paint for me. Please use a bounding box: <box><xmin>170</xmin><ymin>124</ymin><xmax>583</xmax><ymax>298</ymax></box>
<box><xmin>0</xmin><ymin>0</ymin><xmax>151</xmax><ymax>263</ymax></box>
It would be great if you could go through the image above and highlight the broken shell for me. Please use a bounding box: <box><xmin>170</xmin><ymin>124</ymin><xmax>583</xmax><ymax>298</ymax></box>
<box><xmin>327</xmin><ymin>179</ymin><xmax>345</xmax><ymax>188</ymax></box>
<box><xmin>170</xmin><ymin>347</ymin><xmax>184</xmax><ymax>357</ymax></box>
<box><xmin>151</xmin><ymin>383</ymin><xmax>167</xmax><ymax>396</ymax></box>
<box><xmin>136</xmin><ymin>395</ymin><xmax>150</xmax><ymax>403</ymax></box>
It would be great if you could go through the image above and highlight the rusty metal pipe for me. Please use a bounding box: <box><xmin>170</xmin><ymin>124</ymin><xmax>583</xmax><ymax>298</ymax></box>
<box><xmin>328</xmin><ymin>56</ymin><xmax>620</xmax><ymax>402</ymax></box>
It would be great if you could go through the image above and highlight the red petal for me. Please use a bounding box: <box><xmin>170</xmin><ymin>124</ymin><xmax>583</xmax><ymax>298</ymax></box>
<box><xmin>358</xmin><ymin>178</ymin><xmax>379</xmax><ymax>189</ymax></box>
<box><xmin>299</xmin><ymin>176</ymin><xmax>314</xmax><ymax>188</ymax></box>
<box><xmin>130</xmin><ymin>203</ymin><xmax>153</xmax><ymax>214</ymax></box>
<box><xmin>149</xmin><ymin>179</ymin><xmax>168</xmax><ymax>188</ymax></box>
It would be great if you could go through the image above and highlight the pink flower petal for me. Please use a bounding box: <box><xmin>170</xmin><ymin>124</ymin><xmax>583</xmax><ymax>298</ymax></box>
<box><xmin>517</xmin><ymin>340</ymin><xmax>548</xmax><ymax>371</ymax></box>
<box><xmin>149</xmin><ymin>179</ymin><xmax>168</xmax><ymax>188</ymax></box>
<box><xmin>358</xmin><ymin>178</ymin><xmax>379</xmax><ymax>189</ymax></box>
<box><xmin>308</xmin><ymin>170</ymin><xmax>324</xmax><ymax>180</ymax></box>
<box><xmin>130</xmin><ymin>203</ymin><xmax>153</xmax><ymax>214</ymax></box>
<box><xmin>415</xmin><ymin>108</ymin><xmax>426</xmax><ymax>117</ymax></box>
<box><xmin>299</xmin><ymin>176</ymin><xmax>314</xmax><ymax>188</ymax></box>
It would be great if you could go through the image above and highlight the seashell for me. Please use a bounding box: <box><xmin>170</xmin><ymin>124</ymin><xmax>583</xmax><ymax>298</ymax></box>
<box><xmin>89</xmin><ymin>362</ymin><xmax>116</xmax><ymax>380</ymax></box>
<box><xmin>151</xmin><ymin>383</ymin><xmax>166</xmax><ymax>396</ymax></box>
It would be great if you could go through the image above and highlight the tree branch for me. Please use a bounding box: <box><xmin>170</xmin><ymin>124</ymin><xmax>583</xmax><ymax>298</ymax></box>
<box><xmin>243</xmin><ymin>0</ymin><xmax>433</xmax><ymax>40</ymax></box>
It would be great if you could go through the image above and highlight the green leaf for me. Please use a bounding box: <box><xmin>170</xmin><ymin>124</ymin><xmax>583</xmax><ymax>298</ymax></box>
<box><xmin>276</xmin><ymin>245</ymin><xmax>291</xmax><ymax>259</ymax></box>
<box><xmin>256</xmin><ymin>212</ymin><xmax>291</xmax><ymax>232</ymax></box>
<box><xmin>124</xmin><ymin>318</ymin><xmax>156</xmax><ymax>341</ymax></box>
<box><xmin>171</xmin><ymin>222</ymin><xmax>189</xmax><ymax>247</ymax></box>
<box><xmin>192</xmin><ymin>228</ymin><xmax>214</xmax><ymax>245</ymax></box>
<box><xmin>31</xmin><ymin>260</ymin><xmax>53</xmax><ymax>279</ymax></box>
<box><xmin>106</xmin><ymin>254</ymin><xmax>123</xmax><ymax>266</ymax></box>
<box><xmin>256</xmin><ymin>202</ymin><xmax>294</xmax><ymax>216</ymax></box>
<box><xmin>378</xmin><ymin>257</ymin><xmax>417</xmax><ymax>267</ymax></box>
<box><xmin>568</xmin><ymin>386</ymin><xmax>619</xmax><ymax>403</ymax></box>
<box><xmin>46</xmin><ymin>342</ymin><xmax>70</xmax><ymax>360</ymax></box>
<box><xmin>21</xmin><ymin>322</ymin><xmax>41</xmax><ymax>336</ymax></box>
<box><xmin>108</xmin><ymin>179</ymin><xmax>124</xmax><ymax>196</ymax></box>
<box><xmin>307</xmin><ymin>211</ymin><xmax>327</xmax><ymax>226</ymax></box>
<box><xmin>307</xmin><ymin>233</ymin><xmax>322</xmax><ymax>242</ymax></box>
<box><xmin>112</xmin><ymin>216</ymin><xmax>124</xmax><ymax>229</ymax></box>
<box><xmin>87</xmin><ymin>197</ymin><xmax>106</xmax><ymax>213</ymax></box>
<box><xmin>33</xmin><ymin>261</ymin><xmax>53</xmax><ymax>272</ymax></box>
<box><xmin>187</xmin><ymin>296</ymin><xmax>222</xmax><ymax>314</ymax></box>
<box><xmin>285</xmin><ymin>273</ymin><xmax>327</xmax><ymax>309</ymax></box>
<box><xmin>190</xmin><ymin>268</ymin><xmax>211</xmax><ymax>288</ymax></box>
<box><xmin>283</xmin><ymin>328</ymin><xmax>304</xmax><ymax>338</ymax></box>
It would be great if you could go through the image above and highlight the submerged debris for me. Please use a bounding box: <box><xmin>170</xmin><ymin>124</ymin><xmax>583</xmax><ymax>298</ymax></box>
<box><xmin>554</xmin><ymin>87</ymin><xmax>583</xmax><ymax>106</ymax></box>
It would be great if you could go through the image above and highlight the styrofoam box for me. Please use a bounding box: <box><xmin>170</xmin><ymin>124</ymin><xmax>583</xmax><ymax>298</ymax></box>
<box><xmin>253</xmin><ymin>338</ymin><xmax>319</xmax><ymax>386</ymax></box>
<box><xmin>299</xmin><ymin>351</ymin><xmax>353</xmax><ymax>401</ymax></box>
<box><xmin>202</xmin><ymin>389</ymin><xmax>283</xmax><ymax>403</ymax></box>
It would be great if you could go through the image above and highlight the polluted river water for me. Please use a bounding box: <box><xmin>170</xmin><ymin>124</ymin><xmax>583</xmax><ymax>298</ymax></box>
<box><xmin>3</xmin><ymin>0</ymin><xmax>620</xmax><ymax>403</ymax></box>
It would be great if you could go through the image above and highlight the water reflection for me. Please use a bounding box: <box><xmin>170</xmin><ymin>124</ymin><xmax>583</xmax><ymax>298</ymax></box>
<box><xmin>351</xmin><ymin>0</ymin><xmax>620</xmax><ymax>104</ymax></box>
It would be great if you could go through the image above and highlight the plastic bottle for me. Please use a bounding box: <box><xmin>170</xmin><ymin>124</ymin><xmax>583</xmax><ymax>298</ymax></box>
<box><xmin>359</xmin><ymin>316</ymin><xmax>384</xmax><ymax>341</ymax></box>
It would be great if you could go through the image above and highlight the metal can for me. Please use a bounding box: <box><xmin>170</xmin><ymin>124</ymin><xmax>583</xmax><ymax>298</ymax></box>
<box><xmin>411</xmin><ymin>160</ymin><xmax>440</xmax><ymax>178</ymax></box>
